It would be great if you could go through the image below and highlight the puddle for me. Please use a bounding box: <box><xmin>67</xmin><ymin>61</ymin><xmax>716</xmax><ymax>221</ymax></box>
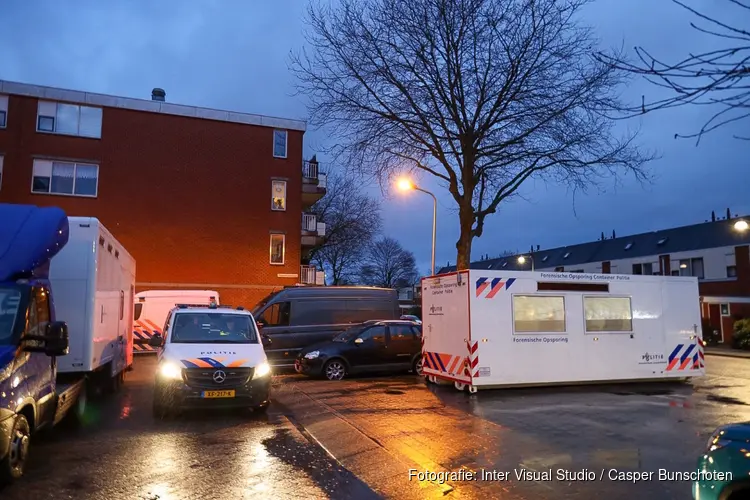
<box><xmin>385</xmin><ymin>389</ymin><xmax>406</xmax><ymax>395</ymax></box>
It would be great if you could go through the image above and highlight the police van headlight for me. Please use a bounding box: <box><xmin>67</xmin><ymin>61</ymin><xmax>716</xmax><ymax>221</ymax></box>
<box><xmin>253</xmin><ymin>362</ymin><xmax>271</xmax><ymax>379</ymax></box>
<box><xmin>159</xmin><ymin>361</ymin><xmax>183</xmax><ymax>380</ymax></box>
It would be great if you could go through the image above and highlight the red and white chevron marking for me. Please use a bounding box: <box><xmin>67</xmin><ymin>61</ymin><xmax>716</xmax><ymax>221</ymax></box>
<box><xmin>465</xmin><ymin>340</ymin><xmax>479</xmax><ymax>378</ymax></box>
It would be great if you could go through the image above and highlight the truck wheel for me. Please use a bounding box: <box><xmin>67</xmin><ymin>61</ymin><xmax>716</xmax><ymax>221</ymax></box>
<box><xmin>323</xmin><ymin>359</ymin><xmax>346</xmax><ymax>381</ymax></box>
<box><xmin>0</xmin><ymin>414</ymin><xmax>30</xmax><ymax>485</ymax></box>
<box><xmin>105</xmin><ymin>369</ymin><xmax>124</xmax><ymax>395</ymax></box>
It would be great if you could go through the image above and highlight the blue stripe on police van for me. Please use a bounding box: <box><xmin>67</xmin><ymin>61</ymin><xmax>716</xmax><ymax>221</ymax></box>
<box><xmin>668</xmin><ymin>344</ymin><xmax>683</xmax><ymax>362</ymax></box>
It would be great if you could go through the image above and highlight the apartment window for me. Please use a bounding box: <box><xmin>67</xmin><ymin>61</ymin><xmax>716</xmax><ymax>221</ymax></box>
<box><xmin>273</xmin><ymin>129</ymin><xmax>287</xmax><ymax>158</ymax></box>
<box><xmin>0</xmin><ymin>94</ymin><xmax>8</xmax><ymax>128</ymax></box>
<box><xmin>271</xmin><ymin>180</ymin><xmax>287</xmax><ymax>211</ymax></box>
<box><xmin>679</xmin><ymin>258</ymin><xmax>704</xmax><ymax>279</ymax></box>
<box><xmin>584</xmin><ymin>296</ymin><xmax>633</xmax><ymax>332</ymax></box>
<box><xmin>632</xmin><ymin>263</ymin><xmax>654</xmax><ymax>275</ymax></box>
<box><xmin>727</xmin><ymin>265</ymin><xmax>737</xmax><ymax>278</ymax></box>
<box><xmin>721</xmin><ymin>304</ymin><xmax>730</xmax><ymax>316</ymax></box>
<box><xmin>512</xmin><ymin>295</ymin><xmax>566</xmax><ymax>333</ymax></box>
<box><xmin>31</xmin><ymin>159</ymin><xmax>99</xmax><ymax>197</ymax></box>
<box><xmin>37</xmin><ymin>101</ymin><xmax>103</xmax><ymax>139</ymax></box>
<box><xmin>270</xmin><ymin>233</ymin><xmax>285</xmax><ymax>265</ymax></box>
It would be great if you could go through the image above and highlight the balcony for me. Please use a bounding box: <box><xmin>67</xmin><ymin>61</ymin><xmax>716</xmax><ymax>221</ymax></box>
<box><xmin>301</xmin><ymin>213</ymin><xmax>326</xmax><ymax>247</ymax></box>
<box><xmin>300</xmin><ymin>265</ymin><xmax>326</xmax><ymax>285</ymax></box>
<box><xmin>302</xmin><ymin>159</ymin><xmax>327</xmax><ymax>207</ymax></box>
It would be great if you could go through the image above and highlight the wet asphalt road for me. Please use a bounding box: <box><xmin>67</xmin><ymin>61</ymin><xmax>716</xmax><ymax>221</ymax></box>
<box><xmin>0</xmin><ymin>356</ymin><xmax>378</xmax><ymax>500</ymax></box>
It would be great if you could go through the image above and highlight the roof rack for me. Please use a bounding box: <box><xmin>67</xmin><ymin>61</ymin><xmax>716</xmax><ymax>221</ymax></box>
<box><xmin>175</xmin><ymin>303</ymin><xmax>246</xmax><ymax>311</ymax></box>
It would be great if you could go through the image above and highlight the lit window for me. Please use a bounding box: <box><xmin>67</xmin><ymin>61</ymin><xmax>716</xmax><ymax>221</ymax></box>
<box><xmin>270</xmin><ymin>233</ymin><xmax>285</xmax><ymax>265</ymax></box>
<box><xmin>271</xmin><ymin>180</ymin><xmax>287</xmax><ymax>211</ymax></box>
<box><xmin>0</xmin><ymin>94</ymin><xmax>8</xmax><ymax>128</ymax></box>
<box><xmin>273</xmin><ymin>130</ymin><xmax>287</xmax><ymax>158</ymax></box>
<box><xmin>583</xmin><ymin>296</ymin><xmax>633</xmax><ymax>332</ymax></box>
<box><xmin>727</xmin><ymin>265</ymin><xmax>737</xmax><ymax>278</ymax></box>
<box><xmin>36</xmin><ymin>101</ymin><xmax>102</xmax><ymax>138</ymax></box>
<box><xmin>679</xmin><ymin>258</ymin><xmax>704</xmax><ymax>279</ymax></box>
<box><xmin>31</xmin><ymin>159</ymin><xmax>99</xmax><ymax>197</ymax></box>
<box><xmin>512</xmin><ymin>295</ymin><xmax>566</xmax><ymax>333</ymax></box>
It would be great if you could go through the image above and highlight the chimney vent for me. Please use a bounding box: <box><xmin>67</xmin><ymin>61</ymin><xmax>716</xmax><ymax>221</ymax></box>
<box><xmin>151</xmin><ymin>88</ymin><xmax>166</xmax><ymax>102</ymax></box>
<box><xmin>712</xmin><ymin>210</ymin><xmax>716</xmax><ymax>222</ymax></box>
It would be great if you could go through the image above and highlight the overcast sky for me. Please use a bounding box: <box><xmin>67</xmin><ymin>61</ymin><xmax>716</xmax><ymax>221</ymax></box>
<box><xmin>2</xmin><ymin>0</ymin><xmax>747</xmax><ymax>273</ymax></box>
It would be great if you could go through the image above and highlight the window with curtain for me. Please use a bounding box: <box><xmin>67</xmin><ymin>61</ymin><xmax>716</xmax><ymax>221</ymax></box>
<box><xmin>32</xmin><ymin>159</ymin><xmax>99</xmax><ymax>197</ymax></box>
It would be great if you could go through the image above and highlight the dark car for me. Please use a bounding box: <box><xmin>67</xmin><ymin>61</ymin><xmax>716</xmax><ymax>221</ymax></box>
<box><xmin>295</xmin><ymin>320</ymin><xmax>423</xmax><ymax>380</ymax></box>
<box><xmin>251</xmin><ymin>286</ymin><xmax>401</xmax><ymax>368</ymax></box>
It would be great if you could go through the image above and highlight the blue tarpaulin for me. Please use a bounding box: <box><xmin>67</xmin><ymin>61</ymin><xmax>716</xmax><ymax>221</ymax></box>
<box><xmin>0</xmin><ymin>203</ymin><xmax>69</xmax><ymax>281</ymax></box>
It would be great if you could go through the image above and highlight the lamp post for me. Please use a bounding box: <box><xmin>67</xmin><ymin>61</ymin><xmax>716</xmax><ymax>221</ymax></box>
<box><xmin>397</xmin><ymin>178</ymin><xmax>437</xmax><ymax>276</ymax></box>
<box><xmin>518</xmin><ymin>255</ymin><xmax>535</xmax><ymax>271</ymax></box>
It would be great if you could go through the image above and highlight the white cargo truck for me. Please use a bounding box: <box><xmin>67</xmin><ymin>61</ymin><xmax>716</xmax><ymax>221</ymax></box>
<box><xmin>421</xmin><ymin>270</ymin><xmax>705</xmax><ymax>392</ymax></box>
<box><xmin>133</xmin><ymin>290</ymin><xmax>219</xmax><ymax>353</ymax></box>
<box><xmin>52</xmin><ymin>217</ymin><xmax>136</xmax><ymax>389</ymax></box>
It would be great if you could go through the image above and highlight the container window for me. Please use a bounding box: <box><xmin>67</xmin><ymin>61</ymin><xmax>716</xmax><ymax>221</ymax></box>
<box><xmin>512</xmin><ymin>295</ymin><xmax>566</xmax><ymax>333</ymax></box>
<box><xmin>584</xmin><ymin>296</ymin><xmax>633</xmax><ymax>332</ymax></box>
<box><xmin>134</xmin><ymin>303</ymin><xmax>143</xmax><ymax>321</ymax></box>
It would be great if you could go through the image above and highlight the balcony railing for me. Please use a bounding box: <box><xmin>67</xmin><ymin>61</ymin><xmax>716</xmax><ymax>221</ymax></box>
<box><xmin>302</xmin><ymin>214</ymin><xmax>326</xmax><ymax>236</ymax></box>
<box><xmin>302</xmin><ymin>160</ymin><xmax>320</xmax><ymax>179</ymax></box>
<box><xmin>300</xmin><ymin>265</ymin><xmax>325</xmax><ymax>285</ymax></box>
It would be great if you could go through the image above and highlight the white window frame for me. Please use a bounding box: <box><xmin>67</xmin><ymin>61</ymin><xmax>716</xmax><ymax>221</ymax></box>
<box><xmin>36</xmin><ymin>100</ymin><xmax>103</xmax><ymax>139</ymax></box>
<box><xmin>582</xmin><ymin>296</ymin><xmax>633</xmax><ymax>334</ymax></box>
<box><xmin>271</xmin><ymin>180</ymin><xmax>287</xmax><ymax>211</ymax></box>
<box><xmin>31</xmin><ymin>159</ymin><xmax>100</xmax><ymax>198</ymax></box>
<box><xmin>0</xmin><ymin>155</ymin><xmax>4</xmax><ymax>191</ymax></box>
<box><xmin>273</xmin><ymin>129</ymin><xmax>288</xmax><ymax>159</ymax></box>
<box><xmin>270</xmin><ymin>233</ymin><xmax>286</xmax><ymax>265</ymax></box>
<box><xmin>0</xmin><ymin>94</ymin><xmax>8</xmax><ymax>129</ymax></box>
<box><xmin>511</xmin><ymin>295</ymin><xmax>567</xmax><ymax>334</ymax></box>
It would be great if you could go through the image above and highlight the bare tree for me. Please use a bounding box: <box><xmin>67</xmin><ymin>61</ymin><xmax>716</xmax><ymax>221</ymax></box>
<box><xmin>310</xmin><ymin>170</ymin><xmax>382</xmax><ymax>284</ymax></box>
<box><xmin>597</xmin><ymin>0</ymin><xmax>750</xmax><ymax>143</ymax></box>
<box><xmin>292</xmin><ymin>0</ymin><xmax>652</xmax><ymax>270</ymax></box>
<box><xmin>359</xmin><ymin>237</ymin><xmax>419</xmax><ymax>288</ymax></box>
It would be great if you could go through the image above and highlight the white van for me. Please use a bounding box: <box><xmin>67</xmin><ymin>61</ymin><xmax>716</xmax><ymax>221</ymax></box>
<box><xmin>149</xmin><ymin>304</ymin><xmax>272</xmax><ymax>417</ymax></box>
<box><xmin>133</xmin><ymin>290</ymin><xmax>219</xmax><ymax>353</ymax></box>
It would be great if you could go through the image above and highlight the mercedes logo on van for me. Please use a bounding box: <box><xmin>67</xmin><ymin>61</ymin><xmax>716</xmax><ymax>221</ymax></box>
<box><xmin>213</xmin><ymin>370</ymin><xmax>227</xmax><ymax>384</ymax></box>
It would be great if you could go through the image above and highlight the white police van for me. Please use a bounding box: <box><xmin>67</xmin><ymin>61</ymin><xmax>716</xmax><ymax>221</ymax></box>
<box><xmin>148</xmin><ymin>303</ymin><xmax>272</xmax><ymax>417</ymax></box>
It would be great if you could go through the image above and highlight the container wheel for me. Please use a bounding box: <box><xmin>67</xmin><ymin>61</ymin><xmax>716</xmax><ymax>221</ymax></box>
<box><xmin>0</xmin><ymin>414</ymin><xmax>30</xmax><ymax>485</ymax></box>
<box><xmin>454</xmin><ymin>381</ymin><xmax>466</xmax><ymax>391</ymax></box>
<box><xmin>468</xmin><ymin>385</ymin><xmax>478</xmax><ymax>394</ymax></box>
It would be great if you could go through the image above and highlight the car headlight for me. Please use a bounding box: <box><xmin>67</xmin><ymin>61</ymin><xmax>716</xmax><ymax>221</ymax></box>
<box><xmin>253</xmin><ymin>361</ymin><xmax>271</xmax><ymax>379</ymax></box>
<box><xmin>158</xmin><ymin>362</ymin><xmax>183</xmax><ymax>380</ymax></box>
<box><xmin>304</xmin><ymin>351</ymin><xmax>320</xmax><ymax>360</ymax></box>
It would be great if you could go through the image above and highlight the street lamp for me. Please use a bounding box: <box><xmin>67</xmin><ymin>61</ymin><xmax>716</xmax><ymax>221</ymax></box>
<box><xmin>397</xmin><ymin>178</ymin><xmax>437</xmax><ymax>276</ymax></box>
<box><xmin>734</xmin><ymin>220</ymin><xmax>749</xmax><ymax>232</ymax></box>
<box><xmin>518</xmin><ymin>255</ymin><xmax>535</xmax><ymax>271</ymax></box>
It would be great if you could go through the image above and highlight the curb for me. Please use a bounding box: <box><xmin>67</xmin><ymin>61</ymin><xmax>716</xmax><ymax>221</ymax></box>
<box><xmin>274</xmin><ymin>385</ymin><xmax>455</xmax><ymax>500</ymax></box>
<box><xmin>705</xmin><ymin>350</ymin><xmax>750</xmax><ymax>359</ymax></box>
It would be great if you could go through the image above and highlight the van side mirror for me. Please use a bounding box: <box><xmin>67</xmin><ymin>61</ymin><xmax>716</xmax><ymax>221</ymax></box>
<box><xmin>22</xmin><ymin>321</ymin><xmax>69</xmax><ymax>356</ymax></box>
<box><xmin>261</xmin><ymin>334</ymin><xmax>272</xmax><ymax>347</ymax></box>
<box><xmin>148</xmin><ymin>334</ymin><xmax>163</xmax><ymax>348</ymax></box>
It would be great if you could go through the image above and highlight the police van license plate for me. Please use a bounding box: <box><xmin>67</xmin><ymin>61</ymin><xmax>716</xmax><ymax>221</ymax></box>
<box><xmin>201</xmin><ymin>390</ymin><xmax>235</xmax><ymax>398</ymax></box>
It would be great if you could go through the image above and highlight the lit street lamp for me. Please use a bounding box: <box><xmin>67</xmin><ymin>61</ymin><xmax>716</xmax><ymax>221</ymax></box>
<box><xmin>735</xmin><ymin>220</ymin><xmax>749</xmax><ymax>233</ymax></box>
<box><xmin>397</xmin><ymin>178</ymin><xmax>437</xmax><ymax>276</ymax></box>
<box><xmin>518</xmin><ymin>255</ymin><xmax>535</xmax><ymax>271</ymax></box>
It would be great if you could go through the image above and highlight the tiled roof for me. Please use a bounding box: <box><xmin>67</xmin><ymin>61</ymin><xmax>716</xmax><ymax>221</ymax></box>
<box><xmin>438</xmin><ymin>216</ymin><xmax>750</xmax><ymax>274</ymax></box>
<box><xmin>0</xmin><ymin>80</ymin><xmax>307</xmax><ymax>132</ymax></box>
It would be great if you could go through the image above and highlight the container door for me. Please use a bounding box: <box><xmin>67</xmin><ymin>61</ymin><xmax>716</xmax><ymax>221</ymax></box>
<box><xmin>662</xmin><ymin>280</ymin><xmax>702</xmax><ymax>377</ymax></box>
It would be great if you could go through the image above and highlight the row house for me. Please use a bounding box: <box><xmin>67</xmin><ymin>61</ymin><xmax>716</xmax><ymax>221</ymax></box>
<box><xmin>0</xmin><ymin>80</ymin><xmax>326</xmax><ymax>308</ymax></box>
<box><xmin>439</xmin><ymin>212</ymin><xmax>750</xmax><ymax>343</ymax></box>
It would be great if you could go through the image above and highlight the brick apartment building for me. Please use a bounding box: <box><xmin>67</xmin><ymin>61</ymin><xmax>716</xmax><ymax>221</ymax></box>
<box><xmin>439</xmin><ymin>212</ymin><xmax>750</xmax><ymax>343</ymax></box>
<box><xmin>0</xmin><ymin>80</ymin><xmax>327</xmax><ymax>308</ymax></box>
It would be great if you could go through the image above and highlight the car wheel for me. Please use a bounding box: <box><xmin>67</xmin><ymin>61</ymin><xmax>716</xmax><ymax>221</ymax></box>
<box><xmin>412</xmin><ymin>357</ymin><xmax>424</xmax><ymax>376</ymax></box>
<box><xmin>324</xmin><ymin>359</ymin><xmax>346</xmax><ymax>381</ymax></box>
<box><xmin>0</xmin><ymin>414</ymin><xmax>31</xmax><ymax>485</ymax></box>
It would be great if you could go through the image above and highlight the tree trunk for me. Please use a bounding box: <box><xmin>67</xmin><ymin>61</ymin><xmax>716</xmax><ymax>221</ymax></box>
<box><xmin>455</xmin><ymin>203</ymin><xmax>474</xmax><ymax>270</ymax></box>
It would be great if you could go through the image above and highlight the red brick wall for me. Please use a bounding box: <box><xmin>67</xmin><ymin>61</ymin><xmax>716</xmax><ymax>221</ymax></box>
<box><xmin>0</xmin><ymin>94</ymin><xmax>304</xmax><ymax>310</ymax></box>
<box><xmin>699</xmin><ymin>246</ymin><xmax>750</xmax><ymax>297</ymax></box>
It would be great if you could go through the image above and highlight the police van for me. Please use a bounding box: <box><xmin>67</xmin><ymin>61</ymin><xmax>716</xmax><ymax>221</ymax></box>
<box><xmin>148</xmin><ymin>303</ymin><xmax>272</xmax><ymax>417</ymax></box>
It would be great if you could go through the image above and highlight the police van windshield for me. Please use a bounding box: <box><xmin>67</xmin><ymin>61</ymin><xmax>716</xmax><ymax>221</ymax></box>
<box><xmin>0</xmin><ymin>288</ymin><xmax>23</xmax><ymax>345</ymax></box>
<box><xmin>170</xmin><ymin>313</ymin><xmax>258</xmax><ymax>344</ymax></box>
